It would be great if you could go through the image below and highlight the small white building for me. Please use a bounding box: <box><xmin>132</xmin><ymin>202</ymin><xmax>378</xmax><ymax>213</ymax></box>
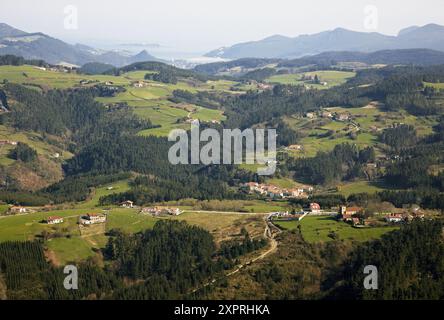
<box><xmin>9</xmin><ymin>206</ymin><xmax>27</xmax><ymax>214</ymax></box>
<box><xmin>385</xmin><ymin>214</ymin><xmax>403</xmax><ymax>223</ymax></box>
<box><xmin>121</xmin><ymin>200</ymin><xmax>134</xmax><ymax>208</ymax></box>
<box><xmin>46</xmin><ymin>216</ymin><xmax>64</xmax><ymax>225</ymax></box>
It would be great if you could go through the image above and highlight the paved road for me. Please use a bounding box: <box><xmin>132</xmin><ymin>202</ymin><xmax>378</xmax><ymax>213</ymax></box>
<box><xmin>184</xmin><ymin>210</ymin><xmax>268</xmax><ymax>215</ymax></box>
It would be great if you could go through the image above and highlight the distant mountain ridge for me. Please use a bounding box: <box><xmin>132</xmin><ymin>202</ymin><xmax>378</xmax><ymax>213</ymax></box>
<box><xmin>206</xmin><ymin>24</ymin><xmax>444</xmax><ymax>59</ymax></box>
<box><xmin>0</xmin><ymin>23</ymin><xmax>164</xmax><ymax>67</ymax></box>
<box><xmin>194</xmin><ymin>49</ymin><xmax>444</xmax><ymax>76</ymax></box>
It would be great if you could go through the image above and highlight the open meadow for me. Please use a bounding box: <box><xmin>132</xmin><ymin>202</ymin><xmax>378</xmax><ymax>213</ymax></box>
<box><xmin>274</xmin><ymin>215</ymin><xmax>398</xmax><ymax>243</ymax></box>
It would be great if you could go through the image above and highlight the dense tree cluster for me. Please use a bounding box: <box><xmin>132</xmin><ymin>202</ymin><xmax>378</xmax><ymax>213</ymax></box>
<box><xmin>287</xmin><ymin>143</ymin><xmax>375</xmax><ymax>185</ymax></box>
<box><xmin>8</xmin><ymin>142</ymin><xmax>37</xmax><ymax>162</ymax></box>
<box><xmin>327</xmin><ymin>220</ymin><xmax>444</xmax><ymax>299</ymax></box>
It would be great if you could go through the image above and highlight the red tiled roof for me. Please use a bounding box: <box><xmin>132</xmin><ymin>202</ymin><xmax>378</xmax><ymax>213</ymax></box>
<box><xmin>47</xmin><ymin>216</ymin><xmax>62</xmax><ymax>221</ymax></box>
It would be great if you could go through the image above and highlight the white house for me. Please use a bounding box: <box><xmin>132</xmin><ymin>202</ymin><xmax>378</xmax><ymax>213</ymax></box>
<box><xmin>121</xmin><ymin>200</ymin><xmax>134</xmax><ymax>208</ymax></box>
<box><xmin>46</xmin><ymin>216</ymin><xmax>64</xmax><ymax>225</ymax></box>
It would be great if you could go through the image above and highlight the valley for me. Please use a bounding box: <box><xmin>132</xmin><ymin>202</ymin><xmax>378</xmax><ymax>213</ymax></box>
<box><xmin>1</xmin><ymin>35</ymin><xmax>444</xmax><ymax>300</ymax></box>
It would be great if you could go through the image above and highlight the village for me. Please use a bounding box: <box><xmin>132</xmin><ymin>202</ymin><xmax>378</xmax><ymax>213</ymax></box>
<box><xmin>241</xmin><ymin>182</ymin><xmax>313</xmax><ymax>199</ymax></box>
<box><xmin>269</xmin><ymin>202</ymin><xmax>427</xmax><ymax>229</ymax></box>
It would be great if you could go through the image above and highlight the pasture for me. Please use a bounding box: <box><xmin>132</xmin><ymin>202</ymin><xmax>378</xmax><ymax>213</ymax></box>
<box><xmin>266</xmin><ymin>70</ymin><xmax>355</xmax><ymax>89</ymax></box>
<box><xmin>274</xmin><ymin>215</ymin><xmax>398</xmax><ymax>243</ymax></box>
<box><xmin>0</xmin><ymin>207</ymin><xmax>266</xmax><ymax>264</ymax></box>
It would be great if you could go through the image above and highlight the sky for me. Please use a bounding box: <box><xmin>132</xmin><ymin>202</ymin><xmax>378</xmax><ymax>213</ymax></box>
<box><xmin>1</xmin><ymin>0</ymin><xmax>444</xmax><ymax>53</ymax></box>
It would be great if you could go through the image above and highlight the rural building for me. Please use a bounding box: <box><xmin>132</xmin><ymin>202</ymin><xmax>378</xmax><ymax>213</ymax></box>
<box><xmin>340</xmin><ymin>206</ymin><xmax>362</xmax><ymax>215</ymax></box>
<box><xmin>385</xmin><ymin>214</ymin><xmax>403</xmax><ymax>223</ymax></box>
<box><xmin>306</xmin><ymin>112</ymin><xmax>316</xmax><ymax>119</ymax></box>
<box><xmin>0</xmin><ymin>140</ymin><xmax>18</xmax><ymax>146</ymax></box>
<box><xmin>335</xmin><ymin>113</ymin><xmax>350</xmax><ymax>121</ymax></box>
<box><xmin>46</xmin><ymin>216</ymin><xmax>64</xmax><ymax>225</ymax></box>
<box><xmin>140</xmin><ymin>207</ymin><xmax>183</xmax><ymax>216</ymax></box>
<box><xmin>287</xmin><ymin>144</ymin><xmax>303</xmax><ymax>151</ymax></box>
<box><xmin>309</xmin><ymin>203</ymin><xmax>321</xmax><ymax>213</ymax></box>
<box><xmin>9</xmin><ymin>206</ymin><xmax>27</xmax><ymax>214</ymax></box>
<box><xmin>140</xmin><ymin>207</ymin><xmax>162</xmax><ymax>216</ymax></box>
<box><xmin>166</xmin><ymin>207</ymin><xmax>183</xmax><ymax>216</ymax></box>
<box><xmin>321</xmin><ymin>111</ymin><xmax>333</xmax><ymax>118</ymax></box>
<box><xmin>81</xmin><ymin>213</ymin><xmax>106</xmax><ymax>225</ymax></box>
<box><xmin>121</xmin><ymin>200</ymin><xmax>134</xmax><ymax>208</ymax></box>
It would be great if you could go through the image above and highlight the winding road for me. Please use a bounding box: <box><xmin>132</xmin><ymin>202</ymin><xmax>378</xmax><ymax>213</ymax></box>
<box><xmin>191</xmin><ymin>213</ymin><xmax>281</xmax><ymax>293</ymax></box>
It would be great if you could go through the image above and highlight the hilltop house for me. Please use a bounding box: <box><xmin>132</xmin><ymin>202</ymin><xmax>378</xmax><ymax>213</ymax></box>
<box><xmin>46</xmin><ymin>216</ymin><xmax>64</xmax><ymax>225</ymax></box>
<box><xmin>121</xmin><ymin>200</ymin><xmax>134</xmax><ymax>208</ymax></box>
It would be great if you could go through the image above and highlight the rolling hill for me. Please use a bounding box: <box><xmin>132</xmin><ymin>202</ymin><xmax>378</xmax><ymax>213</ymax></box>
<box><xmin>0</xmin><ymin>23</ymin><xmax>164</xmax><ymax>67</ymax></box>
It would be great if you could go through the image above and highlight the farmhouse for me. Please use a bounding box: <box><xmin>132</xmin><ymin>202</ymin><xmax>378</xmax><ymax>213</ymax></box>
<box><xmin>287</xmin><ymin>144</ymin><xmax>303</xmax><ymax>151</ymax></box>
<box><xmin>46</xmin><ymin>216</ymin><xmax>64</xmax><ymax>225</ymax></box>
<box><xmin>335</xmin><ymin>113</ymin><xmax>350</xmax><ymax>121</ymax></box>
<box><xmin>133</xmin><ymin>81</ymin><xmax>147</xmax><ymax>88</ymax></box>
<box><xmin>352</xmin><ymin>217</ymin><xmax>361</xmax><ymax>226</ymax></box>
<box><xmin>305</xmin><ymin>112</ymin><xmax>316</xmax><ymax>119</ymax></box>
<box><xmin>81</xmin><ymin>213</ymin><xmax>106</xmax><ymax>225</ymax></box>
<box><xmin>0</xmin><ymin>140</ymin><xmax>18</xmax><ymax>146</ymax></box>
<box><xmin>385</xmin><ymin>214</ymin><xmax>403</xmax><ymax>223</ymax></box>
<box><xmin>321</xmin><ymin>111</ymin><xmax>333</xmax><ymax>118</ymax></box>
<box><xmin>339</xmin><ymin>206</ymin><xmax>362</xmax><ymax>215</ymax></box>
<box><xmin>166</xmin><ymin>207</ymin><xmax>183</xmax><ymax>216</ymax></box>
<box><xmin>309</xmin><ymin>203</ymin><xmax>321</xmax><ymax>213</ymax></box>
<box><xmin>140</xmin><ymin>207</ymin><xmax>183</xmax><ymax>216</ymax></box>
<box><xmin>9</xmin><ymin>206</ymin><xmax>27</xmax><ymax>214</ymax></box>
<box><xmin>121</xmin><ymin>200</ymin><xmax>134</xmax><ymax>208</ymax></box>
<box><xmin>140</xmin><ymin>207</ymin><xmax>162</xmax><ymax>216</ymax></box>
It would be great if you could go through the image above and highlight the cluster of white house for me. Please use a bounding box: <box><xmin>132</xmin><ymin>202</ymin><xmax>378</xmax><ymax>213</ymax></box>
<box><xmin>338</xmin><ymin>205</ymin><xmax>425</xmax><ymax>226</ymax></box>
<box><xmin>271</xmin><ymin>211</ymin><xmax>308</xmax><ymax>221</ymax></box>
<box><xmin>44</xmin><ymin>213</ymin><xmax>107</xmax><ymax>225</ymax></box>
<box><xmin>305</xmin><ymin>110</ymin><xmax>350</xmax><ymax>121</ymax></box>
<box><xmin>241</xmin><ymin>182</ymin><xmax>313</xmax><ymax>199</ymax></box>
<box><xmin>140</xmin><ymin>207</ymin><xmax>183</xmax><ymax>216</ymax></box>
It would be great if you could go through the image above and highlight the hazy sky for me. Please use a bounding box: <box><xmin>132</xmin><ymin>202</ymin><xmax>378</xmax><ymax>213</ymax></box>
<box><xmin>1</xmin><ymin>0</ymin><xmax>443</xmax><ymax>52</ymax></box>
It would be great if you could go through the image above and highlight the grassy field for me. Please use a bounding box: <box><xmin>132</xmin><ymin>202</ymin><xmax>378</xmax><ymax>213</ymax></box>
<box><xmin>336</xmin><ymin>180</ymin><xmax>387</xmax><ymax>197</ymax></box>
<box><xmin>0</xmin><ymin>207</ymin><xmax>266</xmax><ymax>263</ymax></box>
<box><xmin>0</xmin><ymin>204</ymin><xmax>9</xmax><ymax>215</ymax></box>
<box><xmin>266</xmin><ymin>70</ymin><xmax>355</xmax><ymax>89</ymax></box>
<box><xmin>284</xmin><ymin>105</ymin><xmax>438</xmax><ymax>158</ymax></box>
<box><xmin>77</xmin><ymin>180</ymin><xmax>131</xmax><ymax>209</ymax></box>
<box><xmin>275</xmin><ymin>215</ymin><xmax>398</xmax><ymax>243</ymax></box>
<box><xmin>0</xmin><ymin>65</ymin><xmax>228</xmax><ymax>137</ymax></box>
<box><xmin>0</xmin><ymin>125</ymin><xmax>73</xmax><ymax>166</ymax></box>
